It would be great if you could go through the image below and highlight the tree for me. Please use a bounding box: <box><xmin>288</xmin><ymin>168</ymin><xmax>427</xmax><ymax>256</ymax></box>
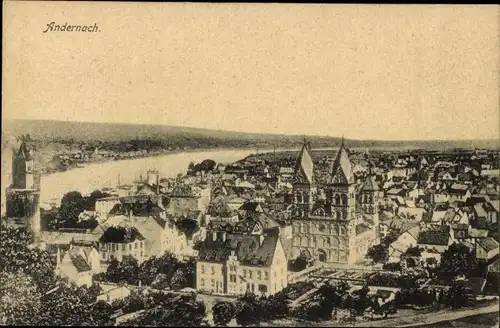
<box><xmin>446</xmin><ymin>282</ymin><xmax>473</xmax><ymax>310</ymax></box>
<box><xmin>212</xmin><ymin>301</ymin><xmax>236</xmax><ymax>326</ymax></box>
<box><xmin>403</xmin><ymin>245</ymin><xmax>422</xmax><ymax>258</ymax></box>
<box><xmin>292</xmin><ymin>251</ymin><xmax>309</xmax><ymax>271</ymax></box>
<box><xmin>0</xmin><ymin>223</ymin><xmax>57</xmax><ymax>292</ymax></box>
<box><xmin>56</xmin><ymin>191</ymin><xmax>85</xmax><ymax>228</ymax></box>
<box><xmin>123</xmin><ymin>294</ymin><xmax>208</xmax><ymax>327</ymax></box>
<box><xmin>0</xmin><ymin>271</ymin><xmax>42</xmax><ymax>325</ymax></box>
<box><xmin>235</xmin><ymin>292</ymin><xmax>262</xmax><ymax>327</ymax></box>
<box><xmin>366</xmin><ymin>244</ymin><xmax>389</xmax><ymax>264</ymax></box>
<box><xmin>84</xmin><ymin>190</ymin><xmax>112</xmax><ymax>211</ymax></box>
<box><xmin>440</xmin><ymin>243</ymin><xmax>478</xmax><ymax>280</ymax></box>
<box><xmin>171</xmin><ymin>268</ymin><xmax>188</xmax><ymax>290</ymax></box>
<box><xmin>105</xmin><ymin>256</ymin><xmax>139</xmax><ymax>285</ymax></box>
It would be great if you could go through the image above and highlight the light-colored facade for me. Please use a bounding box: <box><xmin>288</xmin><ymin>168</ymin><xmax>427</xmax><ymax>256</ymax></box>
<box><xmin>290</xmin><ymin>140</ymin><xmax>379</xmax><ymax>264</ymax></box>
<box><xmin>196</xmin><ymin>233</ymin><xmax>287</xmax><ymax>296</ymax></box>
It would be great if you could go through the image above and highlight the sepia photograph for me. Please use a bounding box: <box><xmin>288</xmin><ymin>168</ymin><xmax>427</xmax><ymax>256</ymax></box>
<box><xmin>1</xmin><ymin>2</ymin><xmax>499</xmax><ymax>327</ymax></box>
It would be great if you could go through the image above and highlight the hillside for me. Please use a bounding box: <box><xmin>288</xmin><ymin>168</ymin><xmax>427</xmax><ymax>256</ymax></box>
<box><xmin>2</xmin><ymin>119</ymin><xmax>499</xmax><ymax>151</ymax></box>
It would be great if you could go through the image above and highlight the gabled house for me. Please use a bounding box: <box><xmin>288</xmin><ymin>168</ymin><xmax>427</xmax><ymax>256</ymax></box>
<box><xmin>99</xmin><ymin>226</ymin><xmax>146</xmax><ymax>263</ymax></box>
<box><xmin>476</xmin><ymin>237</ymin><xmax>499</xmax><ymax>261</ymax></box>
<box><xmin>56</xmin><ymin>247</ymin><xmax>93</xmax><ymax>287</ymax></box>
<box><xmin>196</xmin><ymin>231</ymin><xmax>288</xmax><ymax>296</ymax></box>
<box><xmin>417</xmin><ymin>225</ymin><xmax>453</xmax><ymax>255</ymax></box>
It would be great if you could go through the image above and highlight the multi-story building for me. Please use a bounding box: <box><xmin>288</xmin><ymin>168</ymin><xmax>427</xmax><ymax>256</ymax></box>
<box><xmin>99</xmin><ymin>226</ymin><xmax>147</xmax><ymax>263</ymax></box>
<box><xmin>196</xmin><ymin>217</ymin><xmax>288</xmax><ymax>296</ymax></box>
<box><xmin>290</xmin><ymin>139</ymin><xmax>379</xmax><ymax>264</ymax></box>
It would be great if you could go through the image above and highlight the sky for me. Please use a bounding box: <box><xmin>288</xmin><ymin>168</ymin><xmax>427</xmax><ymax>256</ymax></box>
<box><xmin>3</xmin><ymin>3</ymin><xmax>499</xmax><ymax>141</ymax></box>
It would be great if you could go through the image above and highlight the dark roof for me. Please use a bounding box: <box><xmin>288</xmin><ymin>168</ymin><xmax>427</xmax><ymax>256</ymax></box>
<box><xmin>99</xmin><ymin>226</ymin><xmax>145</xmax><ymax>243</ymax></box>
<box><xmin>197</xmin><ymin>233</ymin><xmax>279</xmax><ymax>267</ymax></box>
<box><xmin>109</xmin><ymin>199</ymin><xmax>163</xmax><ymax>217</ymax></box>
<box><xmin>70</xmin><ymin>254</ymin><xmax>92</xmax><ymax>272</ymax></box>
<box><xmin>170</xmin><ymin>183</ymin><xmax>194</xmax><ymax>197</ymax></box>
<box><xmin>417</xmin><ymin>228</ymin><xmax>450</xmax><ymax>246</ymax></box>
<box><xmin>477</xmin><ymin>237</ymin><xmax>499</xmax><ymax>252</ymax></box>
<box><xmin>239</xmin><ymin>202</ymin><xmax>261</xmax><ymax>212</ymax></box>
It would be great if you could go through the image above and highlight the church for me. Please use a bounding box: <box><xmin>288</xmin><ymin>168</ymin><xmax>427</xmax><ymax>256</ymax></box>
<box><xmin>290</xmin><ymin>138</ymin><xmax>379</xmax><ymax>264</ymax></box>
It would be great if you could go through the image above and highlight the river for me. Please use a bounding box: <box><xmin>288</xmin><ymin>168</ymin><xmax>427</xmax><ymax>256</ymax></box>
<box><xmin>1</xmin><ymin>148</ymin><xmax>273</xmax><ymax>213</ymax></box>
<box><xmin>1</xmin><ymin>145</ymin><xmax>379</xmax><ymax>213</ymax></box>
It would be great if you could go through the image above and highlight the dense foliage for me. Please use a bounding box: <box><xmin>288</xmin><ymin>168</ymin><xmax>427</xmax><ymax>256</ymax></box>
<box><xmin>104</xmin><ymin>252</ymin><xmax>196</xmax><ymax>290</ymax></box>
<box><xmin>0</xmin><ymin>223</ymin><xmax>114</xmax><ymax>326</ymax></box>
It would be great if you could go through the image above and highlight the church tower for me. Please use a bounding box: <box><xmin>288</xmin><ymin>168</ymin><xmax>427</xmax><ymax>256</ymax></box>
<box><xmin>325</xmin><ymin>137</ymin><xmax>357</xmax><ymax>263</ymax></box>
<box><xmin>359</xmin><ymin>165</ymin><xmax>380</xmax><ymax>242</ymax></box>
<box><xmin>5</xmin><ymin>138</ymin><xmax>41</xmax><ymax>236</ymax></box>
<box><xmin>291</xmin><ymin>139</ymin><xmax>315</xmax><ymax>218</ymax></box>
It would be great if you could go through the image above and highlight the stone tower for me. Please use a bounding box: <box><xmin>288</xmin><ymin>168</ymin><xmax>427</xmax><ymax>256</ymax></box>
<box><xmin>5</xmin><ymin>138</ymin><xmax>41</xmax><ymax>236</ymax></box>
<box><xmin>359</xmin><ymin>171</ymin><xmax>380</xmax><ymax>242</ymax></box>
<box><xmin>325</xmin><ymin>138</ymin><xmax>357</xmax><ymax>263</ymax></box>
<box><xmin>291</xmin><ymin>138</ymin><xmax>358</xmax><ymax>264</ymax></box>
<box><xmin>291</xmin><ymin>140</ymin><xmax>316</xmax><ymax>218</ymax></box>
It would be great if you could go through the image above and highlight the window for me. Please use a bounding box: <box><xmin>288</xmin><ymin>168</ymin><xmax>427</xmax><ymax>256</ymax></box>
<box><xmin>274</xmin><ymin>271</ymin><xmax>277</xmax><ymax>278</ymax></box>
<box><xmin>211</xmin><ymin>279</ymin><xmax>215</xmax><ymax>288</ymax></box>
<box><xmin>264</xmin><ymin>272</ymin><xmax>268</xmax><ymax>280</ymax></box>
<box><xmin>243</xmin><ymin>269</ymin><xmax>247</xmax><ymax>277</ymax></box>
<box><xmin>211</xmin><ymin>266</ymin><xmax>216</xmax><ymax>275</ymax></box>
<box><xmin>258</xmin><ymin>284</ymin><xmax>268</xmax><ymax>293</ymax></box>
<box><xmin>249</xmin><ymin>270</ymin><xmax>253</xmax><ymax>279</ymax></box>
<box><xmin>257</xmin><ymin>271</ymin><xmax>262</xmax><ymax>280</ymax></box>
<box><xmin>281</xmin><ymin>268</ymin><xmax>284</xmax><ymax>275</ymax></box>
<box><xmin>201</xmin><ymin>279</ymin><xmax>205</xmax><ymax>287</ymax></box>
<box><xmin>129</xmin><ymin>244</ymin><xmax>132</xmax><ymax>250</ymax></box>
<box><xmin>230</xmin><ymin>274</ymin><xmax>237</xmax><ymax>283</ymax></box>
<box><xmin>201</xmin><ymin>265</ymin><xmax>205</xmax><ymax>274</ymax></box>
<box><xmin>122</xmin><ymin>244</ymin><xmax>125</xmax><ymax>251</ymax></box>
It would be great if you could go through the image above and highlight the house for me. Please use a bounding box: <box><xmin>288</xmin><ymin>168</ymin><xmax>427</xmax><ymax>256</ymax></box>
<box><xmin>69</xmin><ymin>240</ymin><xmax>102</xmax><ymax>274</ymax></box>
<box><xmin>388</xmin><ymin>226</ymin><xmax>420</xmax><ymax>262</ymax></box>
<box><xmin>476</xmin><ymin>237</ymin><xmax>499</xmax><ymax>261</ymax></box>
<box><xmin>226</xmin><ymin>197</ymin><xmax>247</xmax><ymax>211</ymax></box>
<box><xmin>99</xmin><ymin>226</ymin><xmax>147</xmax><ymax>263</ymax></box>
<box><xmin>417</xmin><ymin>225</ymin><xmax>453</xmax><ymax>254</ymax></box>
<box><xmin>448</xmin><ymin>183</ymin><xmax>472</xmax><ymax>203</ymax></box>
<box><xmin>167</xmin><ymin>183</ymin><xmax>211</xmax><ymax>215</ymax></box>
<box><xmin>95</xmin><ymin>196</ymin><xmax>122</xmax><ymax>218</ymax></box>
<box><xmin>56</xmin><ymin>247</ymin><xmax>93</xmax><ymax>287</ymax></box>
<box><xmin>196</xmin><ymin>230</ymin><xmax>288</xmax><ymax>296</ymax></box>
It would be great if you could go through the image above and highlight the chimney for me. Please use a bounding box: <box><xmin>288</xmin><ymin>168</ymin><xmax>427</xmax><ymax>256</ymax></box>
<box><xmin>138</xmin><ymin>280</ymin><xmax>142</xmax><ymax>287</ymax></box>
<box><xmin>212</xmin><ymin>231</ymin><xmax>217</xmax><ymax>241</ymax></box>
<box><xmin>221</xmin><ymin>231</ymin><xmax>227</xmax><ymax>242</ymax></box>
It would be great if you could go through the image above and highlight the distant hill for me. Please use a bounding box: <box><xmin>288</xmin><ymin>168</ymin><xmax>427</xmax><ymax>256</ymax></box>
<box><xmin>2</xmin><ymin>119</ymin><xmax>498</xmax><ymax>151</ymax></box>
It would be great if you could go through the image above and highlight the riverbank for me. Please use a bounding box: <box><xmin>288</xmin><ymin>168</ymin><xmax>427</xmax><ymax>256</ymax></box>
<box><xmin>36</xmin><ymin>146</ymin><xmax>280</xmax><ymax>177</ymax></box>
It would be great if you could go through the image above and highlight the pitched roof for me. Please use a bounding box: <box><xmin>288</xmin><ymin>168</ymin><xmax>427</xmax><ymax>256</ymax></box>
<box><xmin>361</xmin><ymin>175</ymin><xmax>379</xmax><ymax>192</ymax></box>
<box><xmin>477</xmin><ymin>237</ymin><xmax>499</xmax><ymax>252</ymax></box>
<box><xmin>99</xmin><ymin>226</ymin><xmax>145</xmax><ymax>243</ymax></box>
<box><xmin>417</xmin><ymin>228</ymin><xmax>450</xmax><ymax>246</ymax></box>
<box><xmin>197</xmin><ymin>233</ymin><xmax>279</xmax><ymax>267</ymax></box>
<box><xmin>293</xmin><ymin>142</ymin><xmax>314</xmax><ymax>185</ymax></box>
<box><xmin>69</xmin><ymin>254</ymin><xmax>92</xmax><ymax>272</ymax></box>
<box><xmin>329</xmin><ymin>140</ymin><xmax>353</xmax><ymax>184</ymax></box>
